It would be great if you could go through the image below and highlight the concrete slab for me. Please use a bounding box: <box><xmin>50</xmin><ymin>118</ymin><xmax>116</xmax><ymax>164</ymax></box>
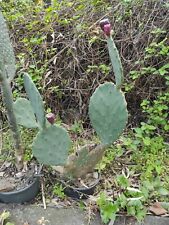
<box><xmin>0</xmin><ymin>204</ymin><xmax>102</xmax><ymax>225</ymax></box>
<box><xmin>0</xmin><ymin>204</ymin><xmax>169</xmax><ymax>225</ymax></box>
<box><xmin>114</xmin><ymin>216</ymin><xmax>169</xmax><ymax>225</ymax></box>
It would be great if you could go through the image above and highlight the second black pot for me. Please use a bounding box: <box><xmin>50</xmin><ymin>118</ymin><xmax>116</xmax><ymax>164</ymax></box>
<box><xmin>62</xmin><ymin>177</ymin><xmax>100</xmax><ymax>199</ymax></box>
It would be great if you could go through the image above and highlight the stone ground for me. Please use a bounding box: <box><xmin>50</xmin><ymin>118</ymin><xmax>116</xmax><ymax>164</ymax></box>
<box><xmin>0</xmin><ymin>204</ymin><xmax>169</xmax><ymax>225</ymax></box>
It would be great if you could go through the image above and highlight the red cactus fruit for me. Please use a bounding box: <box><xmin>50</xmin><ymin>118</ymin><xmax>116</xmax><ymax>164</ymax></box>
<box><xmin>46</xmin><ymin>113</ymin><xmax>56</xmax><ymax>125</ymax></box>
<box><xmin>99</xmin><ymin>18</ymin><xmax>111</xmax><ymax>37</ymax></box>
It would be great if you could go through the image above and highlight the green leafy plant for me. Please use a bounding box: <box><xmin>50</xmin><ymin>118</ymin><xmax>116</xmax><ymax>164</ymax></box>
<box><xmin>70</xmin><ymin>120</ymin><xmax>83</xmax><ymax>135</ymax></box>
<box><xmin>97</xmin><ymin>192</ymin><xmax>119</xmax><ymax>224</ymax></box>
<box><xmin>125</xmin><ymin>28</ymin><xmax>169</xmax><ymax>94</ymax></box>
<box><xmin>122</xmin><ymin>87</ymin><xmax>169</xmax><ymax>180</ymax></box>
<box><xmin>53</xmin><ymin>184</ymin><xmax>66</xmax><ymax>199</ymax></box>
<box><xmin>97</xmin><ymin>175</ymin><xmax>147</xmax><ymax>224</ymax></box>
<box><xmin>141</xmin><ymin>92</ymin><xmax>169</xmax><ymax>136</ymax></box>
<box><xmin>0</xmin><ymin>210</ymin><xmax>15</xmax><ymax>225</ymax></box>
<box><xmin>141</xmin><ymin>177</ymin><xmax>169</xmax><ymax>200</ymax></box>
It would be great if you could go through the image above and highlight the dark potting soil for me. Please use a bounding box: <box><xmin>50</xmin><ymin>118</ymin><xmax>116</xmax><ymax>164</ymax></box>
<box><xmin>0</xmin><ymin>162</ymin><xmax>39</xmax><ymax>192</ymax></box>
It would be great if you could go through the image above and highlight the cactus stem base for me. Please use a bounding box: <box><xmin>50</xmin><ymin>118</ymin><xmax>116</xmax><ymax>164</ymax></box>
<box><xmin>62</xmin><ymin>144</ymin><xmax>107</xmax><ymax>179</ymax></box>
<box><xmin>0</xmin><ymin>65</ymin><xmax>24</xmax><ymax>170</ymax></box>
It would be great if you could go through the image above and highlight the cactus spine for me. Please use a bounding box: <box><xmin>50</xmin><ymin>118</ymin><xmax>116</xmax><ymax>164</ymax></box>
<box><xmin>0</xmin><ymin>12</ymin><xmax>23</xmax><ymax>170</ymax></box>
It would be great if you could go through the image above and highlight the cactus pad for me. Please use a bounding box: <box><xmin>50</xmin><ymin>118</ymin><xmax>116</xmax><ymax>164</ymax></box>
<box><xmin>13</xmin><ymin>98</ymin><xmax>38</xmax><ymax>128</ymax></box>
<box><xmin>89</xmin><ymin>82</ymin><xmax>128</xmax><ymax>145</ymax></box>
<box><xmin>0</xmin><ymin>11</ymin><xmax>16</xmax><ymax>81</ymax></box>
<box><xmin>64</xmin><ymin>144</ymin><xmax>106</xmax><ymax>178</ymax></box>
<box><xmin>24</xmin><ymin>73</ymin><xmax>46</xmax><ymax>129</ymax></box>
<box><xmin>32</xmin><ymin>125</ymin><xmax>71</xmax><ymax>166</ymax></box>
<box><xmin>107</xmin><ymin>37</ymin><xmax>123</xmax><ymax>88</ymax></box>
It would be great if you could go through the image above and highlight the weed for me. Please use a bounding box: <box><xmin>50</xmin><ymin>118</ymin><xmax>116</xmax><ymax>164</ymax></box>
<box><xmin>53</xmin><ymin>184</ymin><xmax>66</xmax><ymax>199</ymax></box>
<box><xmin>0</xmin><ymin>210</ymin><xmax>15</xmax><ymax>225</ymax></box>
<box><xmin>97</xmin><ymin>144</ymin><xmax>124</xmax><ymax>171</ymax></box>
<box><xmin>1</xmin><ymin>127</ymin><xmax>37</xmax><ymax>163</ymax></box>
<box><xmin>97</xmin><ymin>175</ymin><xmax>147</xmax><ymax>223</ymax></box>
<box><xmin>70</xmin><ymin>120</ymin><xmax>83</xmax><ymax>135</ymax></box>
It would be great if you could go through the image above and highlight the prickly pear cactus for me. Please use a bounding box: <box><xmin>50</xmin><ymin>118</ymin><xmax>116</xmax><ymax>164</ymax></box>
<box><xmin>89</xmin><ymin>82</ymin><xmax>128</xmax><ymax>145</ymax></box>
<box><xmin>23</xmin><ymin>73</ymin><xmax>46</xmax><ymax>129</ymax></box>
<box><xmin>32</xmin><ymin>125</ymin><xmax>71</xmax><ymax>166</ymax></box>
<box><xmin>13</xmin><ymin>98</ymin><xmax>38</xmax><ymax>128</ymax></box>
<box><xmin>62</xmin><ymin>19</ymin><xmax>129</xmax><ymax>178</ymax></box>
<box><xmin>88</xmin><ymin>19</ymin><xmax>128</xmax><ymax>146</ymax></box>
<box><xmin>0</xmin><ymin>11</ymin><xmax>16</xmax><ymax>81</ymax></box>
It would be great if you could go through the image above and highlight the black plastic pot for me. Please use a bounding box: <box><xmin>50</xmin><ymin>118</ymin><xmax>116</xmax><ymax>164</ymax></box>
<box><xmin>0</xmin><ymin>176</ymin><xmax>40</xmax><ymax>204</ymax></box>
<box><xmin>62</xmin><ymin>177</ymin><xmax>100</xmax><ymax>199</ymax></box>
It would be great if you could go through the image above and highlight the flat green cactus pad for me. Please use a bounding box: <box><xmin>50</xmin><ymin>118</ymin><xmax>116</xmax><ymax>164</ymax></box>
<box><xmin>0</xmin><ymin>11</ymin><xmax>16</xmax><ymax>81</ymax></box>
<box><xmin>24</xmin><ymin>73</ymin><xmax>46</xmax><ymax>129</ymax></box>
<box><xmin>89</xmin><ymin>82</ymin><xmax>128</xmax><ymax>145</ymax></box>
<box><xmin>107</xmin><ymin>37</ymin><xmax>123</xmax><ymax>88</ymax></box>
<box><xmin>13</xmin><ymin>98</ymin><xmax>38</xmax><ymax>128</ymax></box>
<box><xmin>32</xmin><ymin>125</ymin><xmax>71</xmax><ymax>166</ymax></box>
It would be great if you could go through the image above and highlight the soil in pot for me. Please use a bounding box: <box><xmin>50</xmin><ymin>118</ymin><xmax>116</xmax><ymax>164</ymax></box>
<box><xmin>0</xmin><ymin>161</ymin><xmax>41</xmax><ymax>203</ymax></box>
